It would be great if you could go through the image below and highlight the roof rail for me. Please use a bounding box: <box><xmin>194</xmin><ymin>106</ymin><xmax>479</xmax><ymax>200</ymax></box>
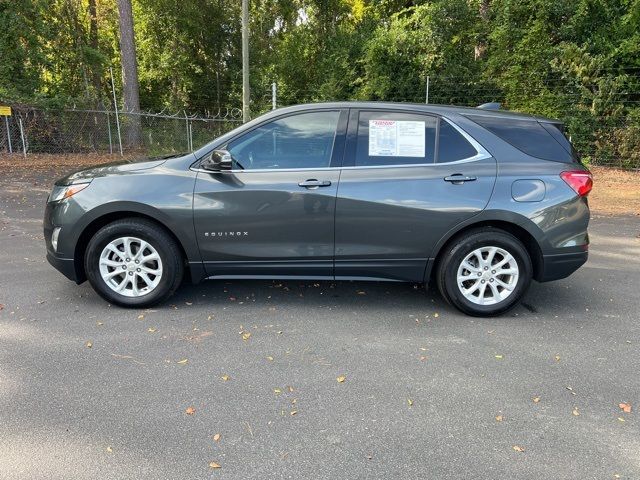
<box><xmin>477</xmin><ymin>102</ymin><xmax>502</xmax><ymax>110</ymax></box>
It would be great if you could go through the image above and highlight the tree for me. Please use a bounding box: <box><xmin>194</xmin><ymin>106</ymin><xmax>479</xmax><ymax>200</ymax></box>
<box><xmin>117</xmin><ymin>0</ymin><xmax>142</xmax><ymax>146</ymax></box>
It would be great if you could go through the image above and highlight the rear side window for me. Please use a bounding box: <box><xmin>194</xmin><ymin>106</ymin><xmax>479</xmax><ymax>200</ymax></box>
<box><xmin>355</xmin><ymin>112</ymin><xmax>437</xmax><ymax>166</ymax></box>
<box><xmin>468</xmin><ymin>115</ymin><xmax>575</xmax><ymax>163</ymax></box>
<box><xmin>437</xmin><ymin>121</ymin><xmax>478</xmax><ymax>163</ymax></box>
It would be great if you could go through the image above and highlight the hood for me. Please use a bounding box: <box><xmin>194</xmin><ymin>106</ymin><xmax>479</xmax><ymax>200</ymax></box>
<box><xmin>55</xmin><ymin>153</ymin><xmax>186</xmax><ymax>185</ymax></box>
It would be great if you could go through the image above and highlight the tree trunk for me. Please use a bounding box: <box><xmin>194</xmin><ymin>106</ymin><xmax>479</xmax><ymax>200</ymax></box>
<box><xmin>116</xmin><ymin>0</ymin><xmax>142</xmax><ymax>147</ymax></box>
<box><xmin>475</xmin><ymin>0</ymin><xmax>490</xmax><ymax>60</ymax></box>
<box><xmin>88</xmin><ymin>0</ymin><xmax>101</xmax><ymax>95</ymax></box>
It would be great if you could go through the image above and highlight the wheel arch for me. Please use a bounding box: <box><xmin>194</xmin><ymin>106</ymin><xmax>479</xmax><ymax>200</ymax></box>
<box><xmin>72</xmin><ymin>208</ymin><xmax>194</xmax><ymax>284</ymax></box>
<box><xmin>425</xmin><ymin>214</ymin><xmax>545</xmax><ymax>284</ymax></box>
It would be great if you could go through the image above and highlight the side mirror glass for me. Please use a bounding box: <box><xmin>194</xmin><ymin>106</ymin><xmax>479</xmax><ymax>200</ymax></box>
<box><xmin>201</xmin><ymin>149</ymin><xmax>233</xmax><ymax>172</ymax></box>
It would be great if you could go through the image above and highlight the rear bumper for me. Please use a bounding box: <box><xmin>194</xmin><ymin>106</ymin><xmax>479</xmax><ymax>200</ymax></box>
<box><xmin>538</xmin><ymin>250</ymin><xmax>588</xmax><ymax>282</ymax></box>
<box><xmin>46</xmin><ymin>251</ymin><xmax>80</xmax><ymax>283</ymax></box>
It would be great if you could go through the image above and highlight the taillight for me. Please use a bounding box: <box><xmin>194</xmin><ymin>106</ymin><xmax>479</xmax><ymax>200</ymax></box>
<box><xmin>560</xmin><ymin>170</ymin><xmax>593</xmax><ymax>196</ymax></box>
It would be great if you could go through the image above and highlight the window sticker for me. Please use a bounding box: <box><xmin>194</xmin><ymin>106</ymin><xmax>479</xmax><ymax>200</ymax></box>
<box><xmin>368</xmin><ymin>120</ymin><xmax>425</xmax><ymax>157</ymax></box>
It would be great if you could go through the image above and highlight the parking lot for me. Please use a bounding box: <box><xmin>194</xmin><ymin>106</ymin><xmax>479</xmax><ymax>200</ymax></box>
<box><xmin>1</xmin><ymin>163</ymin><xmax>639</xmax><ymax>479</ymax></box>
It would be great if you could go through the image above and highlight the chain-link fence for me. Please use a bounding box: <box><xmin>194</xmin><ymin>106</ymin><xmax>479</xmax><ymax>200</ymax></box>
<box><xmin>252</xmin><ymin>77</ymin><xmax>640</xmax><ymax>170</ymax></box>
<box><xmin>2</xmin><ymin>76</ymin><xmax>640</xmax><ymax>169</ymax></box>
<box><xmin>0</xmin><ymin>105</ymin><xmax>243</xmax><ymax>157</ymax></box>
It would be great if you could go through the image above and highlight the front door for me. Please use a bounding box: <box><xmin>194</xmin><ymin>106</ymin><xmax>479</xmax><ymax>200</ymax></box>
<box><xmin>193</xmin><ymin>109</ymin><xmax>346</xmax><ymax>278</ymax></box>
<box><xmin>334</xmin><ymin>109</ymin><xmax>497</xmax><ymax>282</ymax></box>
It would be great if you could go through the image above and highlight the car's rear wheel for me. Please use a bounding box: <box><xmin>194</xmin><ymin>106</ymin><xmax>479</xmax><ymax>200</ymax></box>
<box><xmin>84</xmin><ymin>219</ymin><xmax>183</xmax><ymax>307</ymax></box>
<box><xmin>436</xmin><ymin>228</ymin><xmax>532</xmax><ymax>316</ymax></box>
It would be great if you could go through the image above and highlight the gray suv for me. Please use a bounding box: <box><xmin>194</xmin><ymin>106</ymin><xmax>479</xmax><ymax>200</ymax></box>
<box><xmin>44</xmin><ymin>102</ymin><xmax>592</xmax><ymax>316</ymax></box>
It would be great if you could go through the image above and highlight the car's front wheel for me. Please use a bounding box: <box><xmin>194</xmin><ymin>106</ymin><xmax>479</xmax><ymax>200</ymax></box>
<box><xmin>84</xmin><ymin>219</ymin><xmax>184</xmax><ymax>307</ymax></box>
<box><xmin>436</xmin><ymin>228</ymin><xmax>532</xmax><ymax>316</ymax></box>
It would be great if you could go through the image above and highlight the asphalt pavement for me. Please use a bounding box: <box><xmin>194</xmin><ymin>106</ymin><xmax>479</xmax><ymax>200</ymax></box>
<box><xmin>0</xmin><ymin>168</ymin><xmax>638</xmax><ymax>479</ymax></box>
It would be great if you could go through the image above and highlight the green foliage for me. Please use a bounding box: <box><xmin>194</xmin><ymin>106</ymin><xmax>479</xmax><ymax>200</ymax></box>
<box><xmin>0</xmin><ymin>0</ymin><xmax>638</xmax><ymax>166</ymax></box>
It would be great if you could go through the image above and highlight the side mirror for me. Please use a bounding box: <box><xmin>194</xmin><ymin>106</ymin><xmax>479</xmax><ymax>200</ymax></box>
<box><xmin>201</xmin><ymin>149</ymin><xmax>233</xmax><ymax>172</ymax></box>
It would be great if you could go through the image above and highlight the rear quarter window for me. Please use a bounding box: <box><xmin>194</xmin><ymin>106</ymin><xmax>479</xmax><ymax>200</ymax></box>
<box><xmin>467</xmin><ymin>115</ymin><xmax>577</xmax><ymax>163</ymax></box>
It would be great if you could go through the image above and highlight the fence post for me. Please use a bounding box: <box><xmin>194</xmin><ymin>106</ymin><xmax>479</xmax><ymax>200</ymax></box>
<box><xmin>4</xmin><ymin>116</ymin><xmax>12</xmax><ymax>154</ymax></box>
<box><xmin>110</xmin><ymin>67</ymin><xmax>124</xmax><ymax>156</ymax></box>
<box><xmin>272</xmin><ymin>82</ymin><xmax>277</xmax><ymax>110</ymax></box>
<box><xmin>189</xmin><ymin>120</ymin><xmax>193</xmax><ymax>151</ymax></box>
<box><xmin>184</xmin><ymin>111</ymin><xmax>190</xmax><ymax>151</ymax></box>
<box><xmin>107</xmin><ymin>112</ymin><xmax>113</xmax><ymax>155</ymax></box>
<box><xmin>18</xmin><ymin>116</ymin><xmax>27</xmax><ymax>157</ymax></box>
<box><xmin>425</xmin><ymin>75</ymin><xmax>430</xmax><ymax>104</ymax></box>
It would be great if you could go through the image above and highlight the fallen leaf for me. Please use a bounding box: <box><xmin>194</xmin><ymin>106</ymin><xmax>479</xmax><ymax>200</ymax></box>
<box><xmin>85</xmin><ymin>341</ymin><xmax>93</xmax><ymax>348</ymax></box>
<box><xmin>533</xmin><ymin>397</ymin><xmax>540</xmax><ymax>404</ymax></box>
<box><xmin>513</xmin><ymin>445</ymin><xmax>525</xmax><ymax>453</ymax></box>
<box><xmin>147</xmin><ymin>327</ymin><xmax>157</xmax><ymax>333</ymax></box>
<box><xmin>572</xmin><ymin>407</ymin><xmax>580</xmax><ymax>416</ymax></box>
<box><xmin>619</xmin><ymin>402</ymin><xmax>632</xmax><ymax>413</ymax></box>
<box><xmin>209</xmin><ymin>462</ymin><xmax>221</xmax><ymax>469</ymax></box>
<box><xmin>290</xmin><ymin>410</ymin><xmax>297</xmax><ymax>416</ymax></box>
<box><xmin>618</xmin><ymin>417</ymin><xmax>625</xmax><ymax>422</ymax></box>
<box><xmin>566</xmin><ymin>386</ymin><xmax>576</xmax><ymax>395</ymax></box>
<box><xmin>495</xmin><ymin>415</ymin><xmax>503</xmax><ymax>422</ymax></box>
<box><xmin>419</xmin><ymin>355</ymin><xmax>428</xmax><ymax>361</ymax></box>
<box><xmin>274</xmin><ymin>388</ymin><xmax>282</xmax><ymax>394</ymax></box>
<box><xmin>495</xmin><ymin>354</ymin><xmax>503</xmax><ymax>360</ymax></box>
<box><xmin>407</xmin><ymin>398</ymin><xmax>413</xmax><ymax>407</ymax></box>
<box><xmin>221</xmin><ymin>374</ymin><xmax>230</xmax><ymax>381</ymax></box>
<box><xmin>106</xmin><ymin>446</ymin><xmax>113</xmax><ymax>453</ymax></box>
<box><xmin>555</xmin><ymin>354</ymin><xmax>561</xmax><ymax>362</ymax></box>
<box><xmin>241</xmin><ymin>331</ymin><xmax>251</xmax><ymax>341</ymax></box>
<box><xmin>96</xmin><ymin>321</ymin><xmax>103</xmax><ymax>326</ymax></box>
<box><xmin>213</xmin><ymin>433</ymin><xmax>221</xmax><ymax>442</ymax></box>
<box><xmin>266</xmin><ymin>356</ymin><xmax>274</xmax><ymax>361</ymax></box>
<box><xmin>185</xmin><ymin>407</ymin><xmax>196</xmax><ymax>415</ymax></box>
<box><xmin>434</xmin><ymin>312</ymin><xmax>439</xmax><ymax>318</ymax></box>
<box><xmin>137</xmin><ymin>314</ymin><xmax>144</xmax><ymax>320</ymax></box>
<box><xmin>288</xmin><ymin>386</ymin><xmax>294</xmax><ymax>392</ymax></box>
<box><xmin>177</xmin><ymin>359</ymin><xmax>188</xmax><ymax>365</ymax></box>
<box><xmin>336</xmin><ymin>375</ymin><xmax>346</xmax><ymax>383</ymax></box>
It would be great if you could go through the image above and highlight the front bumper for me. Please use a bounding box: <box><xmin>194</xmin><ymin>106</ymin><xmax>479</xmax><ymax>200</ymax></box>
<box><xmin>539</xmin><ymin>250</ymin><xmax>588</xmax><ymax>282</ymax></box>
<box><xmin>46</xmin><ymin>252</ymin><xmax>80</xmax><ymax>283</ymax></box>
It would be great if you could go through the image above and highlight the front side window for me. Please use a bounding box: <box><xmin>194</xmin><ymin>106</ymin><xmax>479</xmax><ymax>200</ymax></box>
<box><xmin>355</xmin><ymin>112</ymin><xmax>437</xmax><ymax>167</ymax></box>
<box><xmin>227</xmin><ymin>111</ymin><xmax>340</xmax><ymax>170</ymax></box>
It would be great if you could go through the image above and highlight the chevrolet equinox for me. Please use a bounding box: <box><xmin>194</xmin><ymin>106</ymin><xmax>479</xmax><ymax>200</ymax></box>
<box><xmin>44</xmin><ymin>102</ymin><xmax>592</xmax><ymax>316</ymax></box>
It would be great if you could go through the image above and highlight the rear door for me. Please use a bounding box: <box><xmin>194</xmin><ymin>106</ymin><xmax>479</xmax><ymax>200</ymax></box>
<box><xmin>334</xmin><ymin>109</ymin><xmax>497</xmax><ymax>281</ymax></box>
<box><xmin>193</xmin><ymin>109</ymin><xmax>347</xmax><ymax>278</ymax></box>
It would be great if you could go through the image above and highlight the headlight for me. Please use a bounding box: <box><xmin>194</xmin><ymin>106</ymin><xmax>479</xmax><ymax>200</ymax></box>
<box><xmin>48</xmin><ymin>182</ymin><xmax>91</xmax><ymax>203</ymax></box>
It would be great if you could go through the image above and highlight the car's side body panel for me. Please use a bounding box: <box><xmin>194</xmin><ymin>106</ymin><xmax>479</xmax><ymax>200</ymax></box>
<box><xmin>193</xmin><ymin>168</ymin><xmax>341</xmax><ymax>278</ymax></box>
<box><xmin>44</xmin><ymin>155</ymin><xmax>204</xmax><ymax>283</ymax></box>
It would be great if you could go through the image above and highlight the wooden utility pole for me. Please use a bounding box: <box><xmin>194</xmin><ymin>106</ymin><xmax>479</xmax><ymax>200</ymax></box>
<box><xmin>116</xmin><ymin>0</ymin><xmax>142</xmax><ymax>146</ymax></box>
<box><xmin>241</xmin><ymin>0</ymin><xmax>250</xmax><ymax>122</ymax></box>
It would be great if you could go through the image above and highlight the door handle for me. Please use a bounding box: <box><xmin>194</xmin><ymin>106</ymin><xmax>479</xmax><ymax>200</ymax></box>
<box><xmin>298</xmin><ymin>179</ymin><xmax>332</xmax><ymax>188</ymax></box>
<box><xmin>444</xmin><ymin>174</ymin><xmax>477</xmax><ymax>185</ymax></box>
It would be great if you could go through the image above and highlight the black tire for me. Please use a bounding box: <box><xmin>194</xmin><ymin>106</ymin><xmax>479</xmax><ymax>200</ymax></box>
<box><xmin>84</xmin><ymin>218</ymin><xmax>184</xmax><ymax>308</ymax></box>
<box><xmin>435</xmin><ymin>228</ymin><xmax>532</xmax><ymax>317</ymax></box>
